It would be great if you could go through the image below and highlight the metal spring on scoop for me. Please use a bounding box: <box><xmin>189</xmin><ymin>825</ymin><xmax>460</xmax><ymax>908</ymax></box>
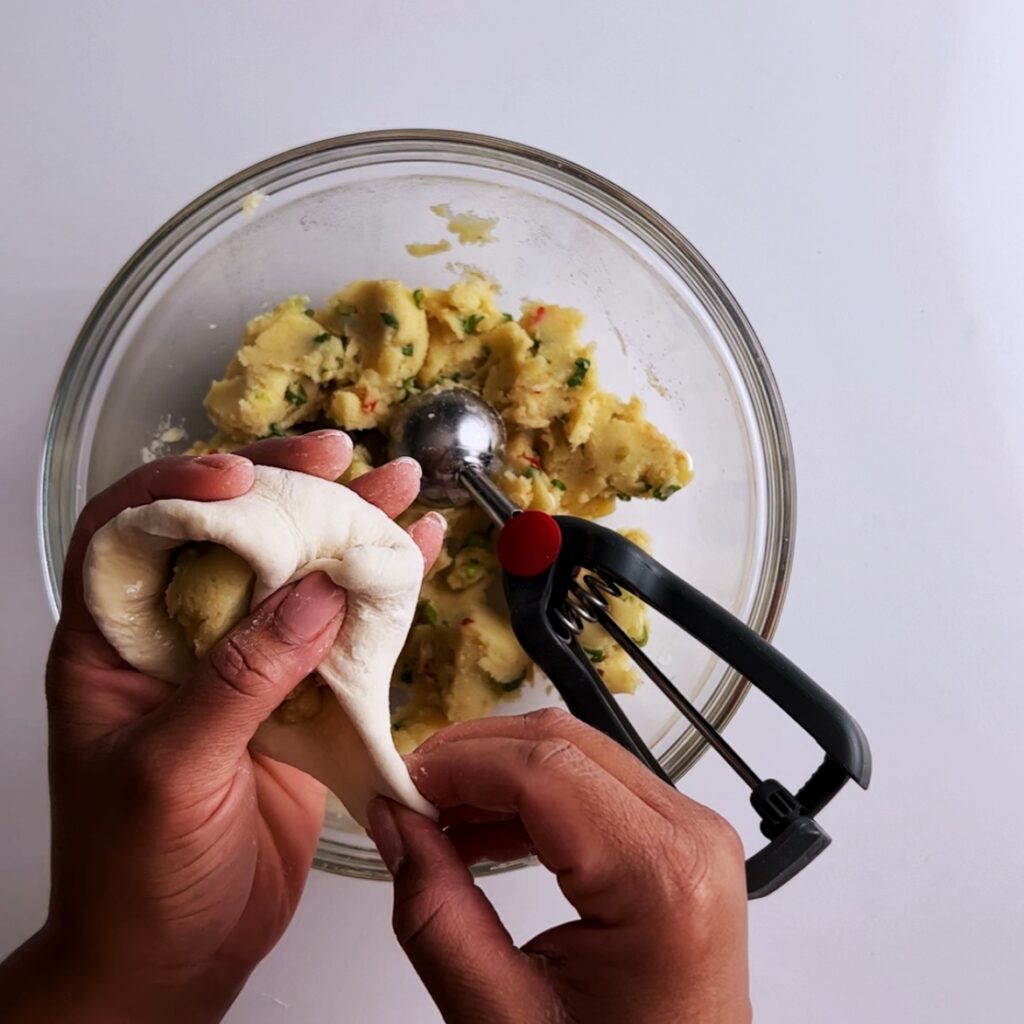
<box><xmin>551</xmin><ymin>572</ymin><xmax>622</xmax><ymax>640</ymax></box>
<box><xmin>581</xmin><ymin>573</ymin><xmax>622</xmax><ymax>601</ymax></box>
<box><xmin>556</xmin><ymin>569</ymin><xmax>763</xmax><ymax>789</ymax></box>
<box><xmin>550</xmin><ymin>600</ymin><xmax>586</xmax><ymax>638</ymax></box>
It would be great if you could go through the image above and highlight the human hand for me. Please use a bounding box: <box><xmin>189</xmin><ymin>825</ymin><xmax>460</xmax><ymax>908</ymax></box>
<box><xmin>0</xmin><ymin>432</ymin><xmax>443</xmax><ymax>1023</ymax></box>
<box><xmin>368</xmin><ymin>709</ymin><xmax>751</xmax><ymax>1024</ymax></box>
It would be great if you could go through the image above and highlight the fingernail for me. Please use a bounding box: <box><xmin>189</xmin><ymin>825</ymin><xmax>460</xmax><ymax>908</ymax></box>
<box><xmin>194</xmin><ymin>453</ymin><xmax>248</xmax><ymax>470</ymax></box>
<box><xmin>422</xmin><ymin>511</ymin><xmax>447</xmax><ymax>530</ymax></box>
<box><xmin>390</xmin><ymin>456</ymin><xmax>422</xmax><ymax>476</ymax></box>
<box><xmin>306</xmin><ymin>429</ymin><xmax>351</xmax><ymax>442</ymax></box>
<box><xmin>275</xmin><ymin>572</ymin><xmax>346</xmax><ymax>642</ymax></box>
<box><xmin>367</xmin><ymin>798</ymin><xmax>406</xmax><ymax>875</ymax></box>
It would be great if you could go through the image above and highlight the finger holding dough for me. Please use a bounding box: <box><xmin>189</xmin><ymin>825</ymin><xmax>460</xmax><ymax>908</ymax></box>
<box><xmin>234</xmin><ymin>429</ymin><xmax>354</xmax><ymax>481</ymax></box>
<box><xmin>406</xmin><ymin>511</ymin><xmax>447</xmax><ymax>574</ymax></box>
<box><xmin>84</xmin><ymin>465</ymin><xmax>433</xmax><ymax>822</ymax></box>
<box><xmin>347</xmin><ymin>457</ymin><xmax>423</xmax><ymax>518</ymax></box>
<box><xmin>163</xmin><ymin>431</ymin><xmax>360</xmax><ymax>660</ymax></box>
<box><xmin>150</xmin><ymin>572</ymin><xmax>347</xmax><ymax>775</ymax></box>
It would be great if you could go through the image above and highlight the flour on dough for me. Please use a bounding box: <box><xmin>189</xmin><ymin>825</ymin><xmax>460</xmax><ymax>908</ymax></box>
<box><xmin>83</xmin><ymin>465</ymin><xmax>434</xmax><ymax>824</ymax></box>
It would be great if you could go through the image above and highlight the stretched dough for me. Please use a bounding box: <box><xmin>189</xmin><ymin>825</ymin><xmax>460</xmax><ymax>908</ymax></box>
<box><xmin>83</xmin><ymin>465</ymin><xmax>435</xmax><ymax>824</ymax></box>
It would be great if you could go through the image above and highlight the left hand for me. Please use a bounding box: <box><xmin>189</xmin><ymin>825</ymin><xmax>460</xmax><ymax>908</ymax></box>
<box><xmin>0</xmin><ymin>432</ymin><xmax>443</xmax><ymax>1023</ymax></box>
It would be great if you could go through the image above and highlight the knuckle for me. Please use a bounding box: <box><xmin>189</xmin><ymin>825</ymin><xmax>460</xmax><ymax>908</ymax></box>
<box><xmin>207</xmin><ymin>634</ymin><xmax>278</xmax><ymax>701</ymax></box>
<box><xmin>392</xmin><ymin>877</ymin><xmax>455</xmax><ymax>952</ymax></box>
<box><xmin>661</xmin><ymin>809</ymin><xmax>746</xmax><ymax>910</ymax></box>
<box><xmin>523</xmin><ymin>736</ymin><xmax>585</xmax><ymax>775</ymax></box>
<box><xmin>523</xmin><ymin>706</ymin><xmax>575</xmax><ymax>738</ymax></box>
<box><xmin>207</xmin><ymin>634</ymin><xmax>248</xmax><ymax>682</ymax></box>
<box><xmin>700</xmin><ymin>809</ymin><xmax>745</xmax><ymax>864</ymax></box>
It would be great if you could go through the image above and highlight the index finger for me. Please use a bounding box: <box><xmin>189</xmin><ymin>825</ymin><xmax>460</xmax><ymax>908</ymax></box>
<box><xmin>413</xmin><ymin>708</ymin><xmax>692</xmax><ymax>825</ymax></box>
<box><xmin>232</xmin><ymin>429</ymin><xmax>353</xmax><ymax>479</ymax></box>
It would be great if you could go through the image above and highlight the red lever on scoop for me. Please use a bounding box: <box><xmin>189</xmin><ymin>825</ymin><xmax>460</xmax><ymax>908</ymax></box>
<box><xmin>497</xmin><ymin>510</ymin><xmax>563</xmax><ymax>577</ymax></box>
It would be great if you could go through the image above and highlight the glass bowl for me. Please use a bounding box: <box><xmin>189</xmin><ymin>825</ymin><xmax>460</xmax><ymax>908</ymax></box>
<box><xmin>40</xmin><ymin>129</ymin><xmax>795</xmax><ymax>880</ymax></box>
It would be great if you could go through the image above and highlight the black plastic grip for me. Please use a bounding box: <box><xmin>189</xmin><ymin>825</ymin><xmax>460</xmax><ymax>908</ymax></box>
<box><xmin>555</xmin><ymin>518</ymin><xmax>871</xmax><ymax>790</ymax></box>
<box><xmin>502</xmin><ymin>516</ymin><xmax>871</xmax><ymax>899</ymax></box>
<box><xmin>746</xmin><ymin>816</ymin><xmax>831</xmax><ymax>898</ymax></box>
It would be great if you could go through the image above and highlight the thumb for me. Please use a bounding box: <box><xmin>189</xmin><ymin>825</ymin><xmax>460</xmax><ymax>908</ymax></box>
<box><xmin>367</xmin><ymin>799</ymin><xmax>553</xmax><ymax>1024</ymax></box>
<box><xmin>151</xmin><ymin>571</ymin><xmax>346</xmax><ymax>774</ymax></box>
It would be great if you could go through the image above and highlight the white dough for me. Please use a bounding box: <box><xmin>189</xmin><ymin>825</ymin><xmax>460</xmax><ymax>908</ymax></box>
<box><xmin>83</xmin><ymin>465</ymin><xmax>435</xmax><ymax>824</ymax></box>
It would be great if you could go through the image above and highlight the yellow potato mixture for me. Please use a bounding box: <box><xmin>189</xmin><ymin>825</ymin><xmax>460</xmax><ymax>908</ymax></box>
<box><xmin>177</xmin><ymin>277</ymin><xmax>693</xmax><ymax>751</ymax></box>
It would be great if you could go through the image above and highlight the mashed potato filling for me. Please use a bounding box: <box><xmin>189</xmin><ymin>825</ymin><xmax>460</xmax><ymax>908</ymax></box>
<box><xmin>187</xmin><ymin>277</ymin><xmax>693</xmax><ymax>750</ymax></box>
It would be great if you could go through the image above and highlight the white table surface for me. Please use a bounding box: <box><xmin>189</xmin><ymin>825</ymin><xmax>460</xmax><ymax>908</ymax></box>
<box><xmin>2</xmin><ymin>2</ymin><xmax>1022</xmax><ymax>1021</ymax></box>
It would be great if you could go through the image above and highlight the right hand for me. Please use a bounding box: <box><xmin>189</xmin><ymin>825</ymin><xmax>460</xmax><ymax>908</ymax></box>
<box><xmin>367</xmin><ymin>708</ymin><xmax>751</xmax><ymax>1024</ymax></box>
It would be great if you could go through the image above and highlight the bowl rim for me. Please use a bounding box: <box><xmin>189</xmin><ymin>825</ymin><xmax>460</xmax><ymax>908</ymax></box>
<box><xmin>39</xmin><ymin>128</ymin><xmax>796</xmax><ymax>879</ymax></box>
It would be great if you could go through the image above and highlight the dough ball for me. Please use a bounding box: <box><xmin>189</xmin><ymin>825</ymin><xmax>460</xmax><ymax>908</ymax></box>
<box><xmin>84</xmin><ymin>465</ymin><xmax>433</xmax><ymax>823</ymax></box>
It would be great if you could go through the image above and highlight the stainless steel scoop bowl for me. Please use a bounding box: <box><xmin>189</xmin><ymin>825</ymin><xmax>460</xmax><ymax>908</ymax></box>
<box><xmin>389</xmin><ymin>386</ymin><xmax>516</xmax><ymax>523</ymax></box>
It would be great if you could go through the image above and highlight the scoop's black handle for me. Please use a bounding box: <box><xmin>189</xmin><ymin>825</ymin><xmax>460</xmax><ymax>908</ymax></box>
<box><xmin>560</xmin><ymin>518</ymin><xmax>871</xmax><ymax>790</ymax></box>
<box><xmin>503</xmin><ymin>515</ymin><xmax>871</xmax><ymax>899</ymax></box>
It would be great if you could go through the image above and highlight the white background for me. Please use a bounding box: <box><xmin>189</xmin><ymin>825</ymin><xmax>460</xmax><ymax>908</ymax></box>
<box><xmin>2</xmin><ymin>2</ymin><xmax>1022</xmax><ymax>1021</ymax></box>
